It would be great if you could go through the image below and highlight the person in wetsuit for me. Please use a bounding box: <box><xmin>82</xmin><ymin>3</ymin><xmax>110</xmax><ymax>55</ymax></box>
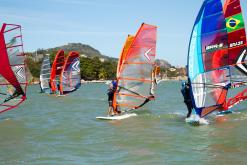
<box><xmin>181</xmin><ymin>81</ymin><xmax>193</xmax><ymax>118</ymax></box>
<box><xmin>107</xmin><ymin>80</ymin><xmax>116</xmax><ymax>116</ymax></box>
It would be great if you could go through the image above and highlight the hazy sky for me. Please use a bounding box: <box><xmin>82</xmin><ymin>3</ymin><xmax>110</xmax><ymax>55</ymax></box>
<box><xmin>0</xmin><ymin>0</ymin><xmax>246</xmax><ymax>66</ymax></box>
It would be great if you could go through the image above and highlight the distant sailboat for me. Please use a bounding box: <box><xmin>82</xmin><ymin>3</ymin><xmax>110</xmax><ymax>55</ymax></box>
<box><xmin>50</xmin><ymin>50</ymin><xmax>65</xmax><ymax>94</ymax></box>
<box><xmin>59</xmin><ymin>51</ymin><xmax>81</xmax><ymax>95</ymax></box>
<box><xmin>40</xmin><ymin>54</ymin><xmax>51</xmax><ymax>93</ymax></box>
<box><xmin>0</xmin><ymin>23</ymin><xmax>28</xmax><ymax>113</ymax></box>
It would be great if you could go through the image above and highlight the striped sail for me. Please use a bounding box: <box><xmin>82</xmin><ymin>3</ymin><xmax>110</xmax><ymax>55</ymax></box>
<box><xmin>50</xmin><ymin>50</ymin><xmax>65</xmax><ymax>93</ymax></box>
<box><xmin>0</xmin><ymin>23</ymin><xmax>28</xmax><ymax>113</ymax></box>
<box><xmin>40</xmin><ymin>54</ymin><xmax>51</xmax><ymax>93</ymax></box>
<box><xmin>60</xmin><ymin>51</ymin><xmax>81</xmax><ymax>95</ymax></box>
<box><xmin>188</xmin><ymin>0</ymin><xmax>230</xmax><ymax>117</ymax></box>
<box><xmin>222</xmin><ymin>0</ymin><xmax>247</xmax><ymax>109</ymax></box>
<box><xmin>113</xmin><ymin>23</ymin><xmax>157</xmax><ymax>112</ymax></box>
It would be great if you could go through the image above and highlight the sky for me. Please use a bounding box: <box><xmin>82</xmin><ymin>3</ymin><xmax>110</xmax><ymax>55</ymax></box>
<box><xmin>0</xmin><ymin>0</ymin><xmax>247</xmax><ymax>66</ymax></box>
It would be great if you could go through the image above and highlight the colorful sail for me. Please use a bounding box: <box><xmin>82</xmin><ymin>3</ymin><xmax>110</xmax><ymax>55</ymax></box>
<box><xmin>222</xmin><ymin>0</ymin><xmax>247</xmax><ymax>109</ymax></box>
<box><xmin>113</xmin><ymin>23</ymin><xmax>157</xmax><ymax>112</ymax></box>
<box><xmin>188</xmin><ymin>0</ymin><xmax>230</xmax><ymax>117</ymax></box>
<box><xmin>40</xmin><ymin>54</ymin><xmax>51</xmax><ymax>93</ymax></box>
<box><xmin>60</xmin><ymin>51</ymin><xmax>81</xmax><ymax>95</ymax></box>
<box><xmin>0</xmin><ymin>23</ymin><xmax>28</xmax><ymax>113</ymax></box>
<box><xmin>50</xmin><ymin>50</ymin><xmax>65</xmax><ymax>93</ymax></box>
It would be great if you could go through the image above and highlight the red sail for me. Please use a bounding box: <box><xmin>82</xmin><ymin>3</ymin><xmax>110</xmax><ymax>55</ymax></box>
<box><xmin>222</xmin><ymin>0</ymin><xmax>247</xmax><ymax>110</ymax></box>
<box><xmin>224</xmin><ymin>0</ymin><xmax>246</xmax><ymax>66</ymax></box>
<box><xmin>113</xmin><ymin>23</ymin><xmax>157</xmax><ymax>112</ymax></box>
<box><xmin>50</xmin><ymin>50</ymin><xmax>65</xmax><ymax>93</ymax></box>
<box><xmin>0</xmin><ymin>23</ymin><xmax>28</xmax><ymax>113</ymax></box>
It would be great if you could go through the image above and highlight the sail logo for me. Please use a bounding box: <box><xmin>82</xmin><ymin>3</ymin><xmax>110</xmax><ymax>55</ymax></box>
<box><xmin>15</xmin><ymin>66</ymin><xmax>25</xmax><ymax>79</ymax></box>
<box><xmin>230</xmin><ymin>41</ymin><xmax>244</xmax><ymax>48</ymax></box>
<box><xmin>236</xmin><ymin>49</ymin><xmax>247</xmax><ymax>75</ymax></box>
<box><xmin>144</xmin><ymin>48</ymin><xmax>152</xmax><ymax>61</ymax></box>
<box><xmin>226</xmin><ymin>14</ymin><xmax>244</xmax><ymax>33</ymax></box>
<box><xmin>226</xmin><ymin>18</ymin><xmax>240</xmax><ymax>29</ymax></box>
<box><xmin>62</xmin><ymin>74</ymin><xmax>67</xmax><ymax>80</ymax></box>
<box><xmin>72</xmin><ymin>60</ymin><xmax>80</xmax><ymax>72</ymax></box>
<box><xmin>205</xmin><ymin>43</ymin><xmax>224</xmax><ymax>52</ymax></box>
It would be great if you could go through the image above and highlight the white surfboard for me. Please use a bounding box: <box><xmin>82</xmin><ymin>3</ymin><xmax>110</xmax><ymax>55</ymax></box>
<box><xmin>185</xmin><ymin>115</ymin><xmax>209</xmax><ymax>125</ymax></box>
<box><xmin>96</xmin><ymin>113</ymin><xmax>137</xmax><ymax>120</ymax></box>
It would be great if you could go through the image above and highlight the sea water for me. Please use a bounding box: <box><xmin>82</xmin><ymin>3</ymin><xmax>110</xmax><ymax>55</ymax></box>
<box><xmin>0</xmin><ymin>81</ymin><xmax>246</xmax><ymax>164</ymax></box>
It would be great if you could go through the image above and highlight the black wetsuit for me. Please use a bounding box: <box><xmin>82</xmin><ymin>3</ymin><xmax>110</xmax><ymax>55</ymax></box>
<box><xmin>181</xmin><ymin>84</ymin><xmax>193</xmax><ymax>118</ymax></box>
<box><xmin>107</xmin><ymin>88</ymin><xmax>114</xmax><ymax>106</ymax></box>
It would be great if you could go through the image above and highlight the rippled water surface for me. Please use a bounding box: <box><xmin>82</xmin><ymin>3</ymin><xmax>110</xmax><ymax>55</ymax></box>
<box><xmin>0</xmin><ymin>81</ymin><xmax>247</xmax><ymax>164</ymax></box>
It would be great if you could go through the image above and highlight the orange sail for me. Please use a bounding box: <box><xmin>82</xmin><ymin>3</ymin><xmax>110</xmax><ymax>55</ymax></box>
<box><xmin>116</xmin><ymin>35</ymin><xmax>135</xmax><ymax>77</ymax></box>
<box><xmin>50</xmin><ymin>50</ymin><xmax>65</xmax><ymax>93</ymax></box>
<box><xmin>113</xmin><ymin>23</ymin><xmax>157</xmax><ymax>112</ymax></box>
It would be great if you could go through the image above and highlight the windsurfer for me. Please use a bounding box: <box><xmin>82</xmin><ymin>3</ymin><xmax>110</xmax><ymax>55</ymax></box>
<box><xmin>107</xmin><ymin>82</ymin><xmax>115</xmax><ymax>116</ymax></box>
<box><xmin>107</xmin><ymin>80</ymin><xmax>120</xmax><ymax>116</ymax></box>
<box><xmin>151</xmin><ymin>67</ymin><xmax>157</xmax><ymax>95</ymax></box>
<box><xmin>181</xmin><ymin>81</ymin><xmax>193</xmax><ymax>118</ymax></box>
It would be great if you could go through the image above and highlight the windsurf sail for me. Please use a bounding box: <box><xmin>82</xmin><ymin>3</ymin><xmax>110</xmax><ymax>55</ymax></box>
<box><xmin>50</xmin><ymin>50</ymin><xmax>65</xmax><ymax>93</ymax></box>
<box><xmin>222</xmin><ymin>0</ymin><xmax>247</xmax><ymax>110</ymax></box>
<box><xmin>0</xmin><ymin>23</ymin><xmax>28</xmax><ymax>113</ymax></box>
<box><xmin>40</xmin><ymin>54</ymin><xmax>51</xmax><ymax>93</ymax></box>
<box><xmin>116</xmin><ymin>35</ymin><xmax>135</xmax><ymax>77</ymax></box>
<box><xmin>188</xmin><ymin>0</ymin><xmax>230</xmax><ymax>117</ymax></box>
<box><xmin>59</xmin><ymin>51</ymin><xmax>81</xmax><ymax>95</ymax></box>
<box><xmin>113</xmin><ymin>23</ymin><xmax>157</xmax><ymax>113</ymax></box>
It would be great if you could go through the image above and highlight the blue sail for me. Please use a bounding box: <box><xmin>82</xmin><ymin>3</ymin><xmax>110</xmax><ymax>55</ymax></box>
<box><xmin>188</xmin><ymin>0</ymin><xmax>230</xmax><ymax>117</ymax></box>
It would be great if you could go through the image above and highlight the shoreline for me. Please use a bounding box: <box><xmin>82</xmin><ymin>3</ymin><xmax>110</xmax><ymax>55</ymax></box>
<box><xmin>29</xmin><ymin>77</ymin><xmax>188</xmax><ymax>85</ymax></box>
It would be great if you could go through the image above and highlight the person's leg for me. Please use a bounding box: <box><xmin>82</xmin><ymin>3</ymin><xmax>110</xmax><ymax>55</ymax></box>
<box><xmin>114</xmin><ymin>106</ymin><xmax>121</xmax><ymax>115</ymax></box>
<box><xmin>187</xmin><ymin>106</ymin><xmax>192</xmax><ymax>118</ymax></box>
<box><xmin>107</xmin><ymin>101</ymin><xmax>112</xmax><ymax>116</ymax></box>
<box><xmin>185</xmin><ymin>102</ymin><xmax>192</xmax><ymax>118</ymax></box>
<box><xmin>107</xmin><ymin>106</ymin><xmax>111</xmax><ymax>116</ymax></box>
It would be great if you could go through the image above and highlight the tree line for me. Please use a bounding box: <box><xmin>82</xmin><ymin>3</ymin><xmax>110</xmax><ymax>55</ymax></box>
<box><xmin>26</xmin><ymin>52</ymin><xmax>117</xmax><ymax>81</ymax></box>
<box><xmin>26</xmin><ymin>50</ymin><xmax>186</xmax><ymax>81</ymax></box>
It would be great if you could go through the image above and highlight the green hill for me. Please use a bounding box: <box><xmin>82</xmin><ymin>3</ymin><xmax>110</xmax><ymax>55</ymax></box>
<box><xmin>26</xmin><ymin>42</ymin><xmax>184</xmax><ymax>81</ymax></box>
